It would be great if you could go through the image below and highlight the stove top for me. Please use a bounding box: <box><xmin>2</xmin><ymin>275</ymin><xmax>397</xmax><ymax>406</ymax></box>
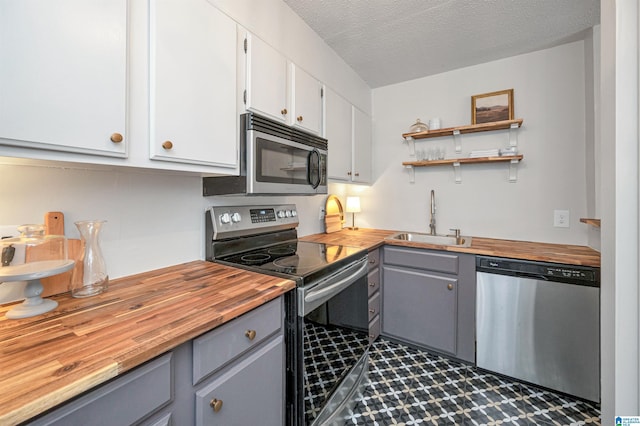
<box><xmin>218</xmin><ymin>240</ymin><xmax>366</xmax><ymax>283</ymax></box>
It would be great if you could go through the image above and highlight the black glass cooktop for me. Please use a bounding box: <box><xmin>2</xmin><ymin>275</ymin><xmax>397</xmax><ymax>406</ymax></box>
<box><xmin>218</xmin><ymin>240</ymin><xmax>366</xmax><ymax>282</ymax></box>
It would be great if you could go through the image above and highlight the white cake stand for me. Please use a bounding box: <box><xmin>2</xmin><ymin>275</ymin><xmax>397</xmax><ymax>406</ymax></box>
<box><xmin>0</xmin><ymin>259</ymin><xmax>75</xmax><ymax>319</ymax></box>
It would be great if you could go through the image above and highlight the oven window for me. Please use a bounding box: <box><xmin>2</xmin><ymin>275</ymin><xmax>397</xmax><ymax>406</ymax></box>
<box><xmin>302</xmin><ymin>277</ymin><xmax>369</xmax><ymax>424</ymax></box>
<box><xmin>255</xmin><ymin>137</ymin><xmax>310</xmax><ymax>184</ymax></box>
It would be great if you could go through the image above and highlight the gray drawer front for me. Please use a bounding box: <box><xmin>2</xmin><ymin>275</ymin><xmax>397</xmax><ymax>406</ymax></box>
<box><xmin>29</xmin><ymin>353</ymin><xmax>172</xmax><ymax>426</ymax></box>
<box><xmin>384</xmin><ymin>246</ymin><xmax>459</xmax><ymax>275</ymax></box>
<box><xmin>367</xmin><ymin>268</ymin><xmax>380</xmax><ymax>297</ymax></box>
<box><xmin>195</xmin><ymin>336</ymin><xmax>284</xmax><ymax>426</ymax></box>
<box><xmin>369</xmin><ymin>315</ymin><xmax>380</xmax><ymax>343</ymax></box>
<box><xmin>368</xmin><ymin>291</ymin><xmax>380</xmax><ymax>322</ymax></box>
<box><xmin>193</xmin><ymin>297</ymin><xmax>282</xmax><ymax>385</ymax></box>
<box><xmin>367</xmin><ymin>249</ymin><xmax>380</xmax><ymax>271</ymax></box>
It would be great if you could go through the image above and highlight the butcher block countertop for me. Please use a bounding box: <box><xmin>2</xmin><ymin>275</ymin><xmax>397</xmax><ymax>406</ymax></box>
<box><xmin>0</xmin><ymin>261</ymin><xmax>295</xmax><ymax>425</ymax></box>
<box><xmin>300</xmin><ymin>228</ymin><xmax>601</xmax><ymax>267</ymax></box>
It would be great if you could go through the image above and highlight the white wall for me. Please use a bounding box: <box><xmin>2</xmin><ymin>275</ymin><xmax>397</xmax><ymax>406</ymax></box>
<box><xmin>354</xmin><ymin>41</ymin><xmax>591</xmax><ymax>245</ymax></box>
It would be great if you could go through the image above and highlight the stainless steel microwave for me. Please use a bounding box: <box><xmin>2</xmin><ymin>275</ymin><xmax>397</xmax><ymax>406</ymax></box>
<box><xmin>203</xmin><ymin>112</ymin><xmax>327</xmax><ymax>196</ymax></box>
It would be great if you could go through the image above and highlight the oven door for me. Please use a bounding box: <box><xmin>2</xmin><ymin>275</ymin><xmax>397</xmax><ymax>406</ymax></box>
<box><xmin>247</xmin><ymin>129</ymin><xmax>327</xmax><ymax>195</ymax></box>
<box><xmin>296</xmin><ymin>256</ymin><xmax>369</xmax><ymax>425</ymax></box>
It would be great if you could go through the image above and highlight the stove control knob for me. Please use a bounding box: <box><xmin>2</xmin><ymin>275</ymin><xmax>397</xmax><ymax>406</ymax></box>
<box><xmin>285</xmin><ymin>210</ymin><xmax>292</xmax><ymax>218</ymax></box>
<box><xmin>231</xmin><ymin>212</ymin><xmax>242</xmax><ymax>223</ymax></box>
<box><xmin>291</xmin><ymin>210</ymin><xmax>298</xmax><ymax>217</ymax></box>
<box><xmin>277</xmin><ymin>210</ymin><xmax>286</xmax><ymax>219</ymax></box>
<box><xmin>219</xmin><ymin>213</ymin><xmax>231</xmax><ymax>224</ymax></box>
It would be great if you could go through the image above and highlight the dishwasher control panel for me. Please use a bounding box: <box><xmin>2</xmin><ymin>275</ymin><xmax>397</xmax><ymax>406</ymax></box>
<box><xmin>476</xmin><ymin>256</ymin><xmax>600</xmax><ymax>287</ymax></box>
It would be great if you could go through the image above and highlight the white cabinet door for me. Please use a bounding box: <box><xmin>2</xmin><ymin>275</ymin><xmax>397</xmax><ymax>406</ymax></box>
<box><xmin>244</xmin><ymin>33</ymin><xmax>288</xmax><ymax>123</ymax></box>
<box><xmin>324</xmin><ymin>88</ymin><xmax>353</xmax><ymax>181</ymax></box>
<box><xmin>289</xmin><ymin>64</ymin><xmax>322</xmax><ymax>135</ymax></box>
<box><xmin>149</xmin><ymin>0</ymin><xmax>237</xmax><ymax>169</ymax></box>
<box><xmin>0</xmin><ymin>0</ymin><xmax>127</xmax><ymax>157</ymax></box>
<box><xmin>352</xmin><ymin>107</ymin><xmax>373</xmax><ymax>184</ymax></box>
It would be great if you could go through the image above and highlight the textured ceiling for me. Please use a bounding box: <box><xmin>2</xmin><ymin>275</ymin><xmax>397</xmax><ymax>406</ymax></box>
<box><xmin>283</xmin><ymin>0</ymin><xmax>600</xmax><ymax>88</ymax></box>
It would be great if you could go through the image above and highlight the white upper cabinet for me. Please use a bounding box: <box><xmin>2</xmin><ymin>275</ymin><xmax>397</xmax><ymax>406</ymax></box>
<box><xmin>325</xmin><ymin>88</ymin><xmax>353</xmax><ymax>181</ymax></box>
<box><xmin>325</xmin><ymin>88</ymin><xmax>373</xmax><ymax>184</ymax></box>
<box><xmin>0</xmin><ymin>0</ymin><xmax>128</xmax><ymax>157</ymax></box>
<box><xmin>149</xmin><ymin>0</ymin><xmax>237</xmax><ymax>169</ymax></box>
<box><xmin>243</xmin><ymin>33</ymin><xmax>289</xmax><ymax>124</ymax></box>
<box><xmin>289</xmin><ymin>64</ymin><xmax>323</xmax><ymax>135</ymax></box>
<box><xmin>352</xmin><ymin>107</ymin><xmax>373</xmax><ymax>184</ymax></box>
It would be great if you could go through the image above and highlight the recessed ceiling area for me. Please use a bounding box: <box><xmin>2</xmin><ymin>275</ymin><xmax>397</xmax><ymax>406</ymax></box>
<box><xmin>283</xmin><ymin>0</ymin><xmax>600</xmax><ymax>88</ymax></box>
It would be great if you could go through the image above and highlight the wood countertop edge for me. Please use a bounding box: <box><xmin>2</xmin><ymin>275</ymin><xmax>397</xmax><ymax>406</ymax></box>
<box><xmin>1</xmin><ymin>363</ymin><xmax>119</xmax><ymax>426</ymax></box>
<box><xmin>301</xmin><ymin>229</ymin><xmax>601</xmax><ymax>267</ymax></box>
<box><xmin>0</xmin><ymin>261</ymin><xmax>296</xmax><ymax>424</ymax></box>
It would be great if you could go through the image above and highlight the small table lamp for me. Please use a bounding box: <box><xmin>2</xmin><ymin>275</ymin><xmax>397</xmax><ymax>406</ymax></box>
<box><xmin>346</xmin><ymin>196</ymin><xmax>361</xmax><ymax>230</ymax></box>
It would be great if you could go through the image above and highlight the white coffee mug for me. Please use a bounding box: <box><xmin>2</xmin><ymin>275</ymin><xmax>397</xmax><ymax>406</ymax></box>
<box><xmin>429</xmin><ymin>118</ymin><xmax>441</xmax><ymax>130</ymax></box>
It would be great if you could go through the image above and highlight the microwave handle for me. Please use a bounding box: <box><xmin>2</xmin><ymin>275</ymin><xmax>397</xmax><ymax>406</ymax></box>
<box><xmin>307</xmin><ymin>149</ymin><xmax>321</xmax><ymax>189</ymax></box>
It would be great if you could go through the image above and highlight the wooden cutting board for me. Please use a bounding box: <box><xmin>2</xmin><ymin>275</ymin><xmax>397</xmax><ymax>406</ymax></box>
<box><xmin>41</xmin><ymin>212</ymin><xmax>83</xmax><ymax>297</ymax></box>
<box><xmin>324</xmin><ymin>195</ymin><xmax>345</xmax><ymax>233</ymax></box>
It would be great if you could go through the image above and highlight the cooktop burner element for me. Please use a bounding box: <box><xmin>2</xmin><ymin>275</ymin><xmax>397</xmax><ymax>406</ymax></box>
<box><xmin>240</xmin><ymin>253</ymin><xmax>271</xmax><ymax>264</ymax></box>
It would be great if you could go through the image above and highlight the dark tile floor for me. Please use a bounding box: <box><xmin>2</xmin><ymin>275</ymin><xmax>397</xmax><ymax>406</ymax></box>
<box><xmin>344</xmin><ymin>338</ymin><xmax>601</xmax><ymax>426</ymax></box>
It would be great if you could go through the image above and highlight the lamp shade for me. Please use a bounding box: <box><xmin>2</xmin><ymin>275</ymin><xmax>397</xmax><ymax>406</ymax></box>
<box><xmin>346</xmin><ymin>196</ymin><xmax>361</xmax><ymax>213</ymax></box>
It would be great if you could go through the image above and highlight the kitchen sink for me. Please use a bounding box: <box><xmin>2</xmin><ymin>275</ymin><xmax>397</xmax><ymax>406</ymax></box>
<box><xmin>386</xmin><ymin>232</ymin><xmax>472</xmax><ymax>247</ymax></box>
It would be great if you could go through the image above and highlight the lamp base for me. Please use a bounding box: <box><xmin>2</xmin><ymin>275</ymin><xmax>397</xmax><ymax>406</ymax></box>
<box><xmin>348</xmin><ymin>227</ymin><xmax>359</xmax><ymax>230</ymax></box>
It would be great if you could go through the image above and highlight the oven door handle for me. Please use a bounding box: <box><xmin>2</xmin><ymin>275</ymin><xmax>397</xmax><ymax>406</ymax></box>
<box><xmin>304</xmin><ymin>259</ymin><xmax>368</xmax><ymax>304</ymax></box>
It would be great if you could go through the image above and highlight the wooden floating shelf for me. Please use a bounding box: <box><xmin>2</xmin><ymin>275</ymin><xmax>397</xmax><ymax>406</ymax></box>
<box><xmin>402</xmin><ymin>119</ymin><xmax>524</xmax><ymax>140</ymax></box>
<box><xmin>402</xmin><ymin>155</ymin><xmax>523</xmax><ymax>167</ymax></box>
<box><xmin>580</xmin><ymin>218</ymin><xmax>601</xmax><ymax>228</ymax></box>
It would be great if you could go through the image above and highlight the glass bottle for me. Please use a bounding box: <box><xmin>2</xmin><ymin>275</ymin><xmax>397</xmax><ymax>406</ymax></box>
<box><xmin>72</xmin><ymin>220</ymin><xmax>108</xmax><ymax>297</ymax></box>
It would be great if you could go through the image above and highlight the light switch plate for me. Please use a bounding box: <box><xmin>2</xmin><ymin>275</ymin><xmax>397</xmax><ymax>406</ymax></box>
<box><xmin>553</xmin><ymin>210</ymin><xmax>570</xmax><ymax>228</ymax></box>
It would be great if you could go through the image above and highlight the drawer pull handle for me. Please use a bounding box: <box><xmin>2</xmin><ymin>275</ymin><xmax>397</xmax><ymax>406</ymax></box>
<box><xmin>110</xmin><ymin>133</ymin><xmax>123</xmax><ymax>143</ymax></box>
<box><xmin>369</xmin><ymin>282</ymin><xmax>376</xmax><ymax>287</ymax></box>
<box><xmin>245</xmin><ymin>329</ymin><xmax>257</xmax><ymax>340</ymax></box>
<box><xmin>210</xmin><ymin>398</ymin><xmax>223</xmax><ymax>412</ymax></box>
<box><xmin>369</xmin><ymin>309</ymin><xmax>375</xmax><ymax>314</ymax></box>
<box><xmin>447</xmin><ymin>283</ymin><xmax>454</xmax><ymax>291</ymax></box>
<box><xmin>369</xmin><ymin>259</ymin><xmax>376</xmax><ymax>264</ymax></box>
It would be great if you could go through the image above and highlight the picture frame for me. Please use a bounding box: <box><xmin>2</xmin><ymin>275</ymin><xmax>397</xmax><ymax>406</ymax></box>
<box><xmin>471</xmin><ymin>89</ymin><xmax>514</xmax><ymax>124</ymax></box>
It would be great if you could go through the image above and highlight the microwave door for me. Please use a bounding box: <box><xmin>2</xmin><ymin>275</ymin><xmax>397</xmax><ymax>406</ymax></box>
<box><xmin>250</xmin><ymin>132</ymin><xmax>317</xmax><ymax>194</ymax></box>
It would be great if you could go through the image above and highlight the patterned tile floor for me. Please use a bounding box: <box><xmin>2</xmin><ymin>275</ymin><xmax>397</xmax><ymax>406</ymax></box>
<box><xmin>344</xmin><ymin>338</ymin><xmax>601</xmax><ymax>426</ymax></box>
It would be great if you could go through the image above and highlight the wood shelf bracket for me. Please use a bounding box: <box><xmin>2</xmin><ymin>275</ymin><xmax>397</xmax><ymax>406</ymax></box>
<box><xmin>509</xmin><ymin>158</ymin><xmax>519</xmax><ymax>182</ymax></box>
<box><xmin>405</xmin><ymin>164</ymin><xmax>415</xmax><ymax>183</ymax></box>
<box><xmin>405</xmin><ymin>136</ymin><xmax>416</xmax><ymax>157</ymax></box>
<box><xmin>453</xmin><ymin>130</ymin><xmax>462</xmax><ymax>153</ymax></box>
<box><xmin>453</xmin><ymin>161</ymin><xmax>462</xmax><ymax>183</ymax></box>
<box><xmin>509</xmin><ymin>122</ymin><xmax>519</xmax><ymax>147</ymax></box>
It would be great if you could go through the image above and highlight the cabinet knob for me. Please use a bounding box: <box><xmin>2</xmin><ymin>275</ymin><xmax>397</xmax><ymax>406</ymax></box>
<box><xmin>245</xmin><ymin>329</ymin><xmax>257</xmax><ymax>340</ymax></box>
<box><xmin>355</xmin><ymin>172</ymin><xmax>360</xmax><ymax>177</ymax></box>
<box><xmin>162</xmin><ymin>141</ymin><xmax>173</xmax><ymax>150</ymax></box>
<box><xmin>210</xmin><ymin>398</ymin><xmax>223</xmax><ymax>412</ymax></box>
<box><xmin>296</xmin><ymin>116</ymin><xmax>303</xmax><ymax>122</ymax></box>
<box><xmin>369</xmin><ymin>308</ymin><xmax>375</xmax><ymax>314</ymax></box>
<box><xmin>347</xmin><ymin>171</ymin><xmax>352</xmax><ymax>176</ymax></box>
<box><xmin>369</xmin><ymin>259</ymin><xmax>376</xmax><ymax>264</ymax></box>
<box><xmin>447</xmin><ymin>283</ymin><xmax>454</xmax><ymax>291</ymax></box>
<box><xmin>369</xmin><ymin>281</ymin><xmax>376</xmax><ymax>287</ymax></box>
<box><xmin>281</xmin><ymin>108</ymin><xmax>288</xmax><ymax>115</ymax></box>
<box><xmin>110</xmin><ymin>133</ymin><xmax>123</xmax><ymax>143</ymax></box>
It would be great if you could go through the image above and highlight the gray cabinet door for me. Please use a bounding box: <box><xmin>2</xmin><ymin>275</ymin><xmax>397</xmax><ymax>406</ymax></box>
<box><xmin>195</xmin><ymin>335</ymin><xmax>284</xmax><ymax>426</ymax></box>
<box><xmin>382</xmin><ymin>265</ymin><xmax>457</xmax><ymax>355</ymax></box>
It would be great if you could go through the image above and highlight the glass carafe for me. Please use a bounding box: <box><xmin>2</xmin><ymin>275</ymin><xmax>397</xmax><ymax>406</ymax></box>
<box><xmin>72</xmin><ymin>220</ymin><xmax>108</xmax><ymax>297</ymax></box>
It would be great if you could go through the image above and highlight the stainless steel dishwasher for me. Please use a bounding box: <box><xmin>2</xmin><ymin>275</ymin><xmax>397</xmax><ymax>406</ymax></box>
<box><xmin>476</xmin><ymin>255</ymin><xmax>600</xmax><ymax>402</ymax></box>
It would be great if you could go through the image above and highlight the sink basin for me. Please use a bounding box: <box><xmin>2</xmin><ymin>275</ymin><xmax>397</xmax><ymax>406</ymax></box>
<box><xmin>386</xmin><ymin>232</ymin><xmax>472</xmax><ymax>247</ymax></box>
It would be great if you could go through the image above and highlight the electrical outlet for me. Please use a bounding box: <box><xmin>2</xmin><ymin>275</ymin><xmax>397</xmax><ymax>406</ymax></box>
<box><xmin>553</xmin><ymin>210</ymin><xmax>570</xmax><ymax>228</ymax></box>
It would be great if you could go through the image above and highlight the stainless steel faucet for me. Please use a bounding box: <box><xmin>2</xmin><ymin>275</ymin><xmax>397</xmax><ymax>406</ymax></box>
<box><xmin>429</xmin><ymin>189</ymin><xmax>436</xmax><ymax>235</ymax></box>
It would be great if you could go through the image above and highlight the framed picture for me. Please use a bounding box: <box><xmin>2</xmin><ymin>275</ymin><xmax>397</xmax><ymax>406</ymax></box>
<box><xmin>471</xmin><ymin>89</ymin><xmax>514</xmax><ymax>124</ymax></box>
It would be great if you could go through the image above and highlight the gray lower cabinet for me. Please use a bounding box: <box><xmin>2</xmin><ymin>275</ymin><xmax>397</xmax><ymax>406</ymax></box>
<box><xmin>381</xmin><ymin>246</ymin><xmax>475</xmax><ymax>363</ymax></box>
<box><xmin>367</xmin><ymin>248</ymin><xmax>381</xmax><ymax>343</ymax></box>
<box><xmin>26</xmin><ymin>296</ymin><xmax>285</xmax><ymax>426</ymax></box>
